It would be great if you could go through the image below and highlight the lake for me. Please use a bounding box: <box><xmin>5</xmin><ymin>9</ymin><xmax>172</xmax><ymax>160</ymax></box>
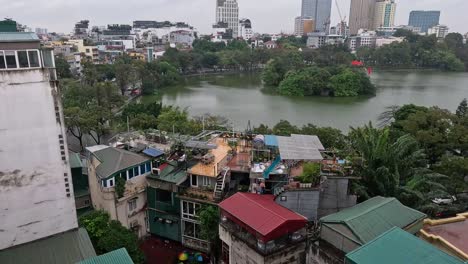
<box><xmin>142</xmin><ymin>70</ymin><xmax>468</xmax><ymax>132</ymax></box>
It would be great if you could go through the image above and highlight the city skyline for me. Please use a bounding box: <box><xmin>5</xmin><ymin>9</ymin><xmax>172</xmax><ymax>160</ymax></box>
<box><xmin>2</xmin><ymin>0</ymin><xmax>467</xmax><ymax>34</ymax></box>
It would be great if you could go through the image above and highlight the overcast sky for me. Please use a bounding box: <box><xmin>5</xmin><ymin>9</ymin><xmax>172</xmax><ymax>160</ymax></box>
<box><xmin>2</xmin><ymin>0</ymin><xmax>467</xmax><ymax>34</ymax></box>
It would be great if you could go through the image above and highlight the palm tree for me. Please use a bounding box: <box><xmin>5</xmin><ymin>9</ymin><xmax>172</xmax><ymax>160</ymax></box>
<box><xmin>350</xmin><ymin>123</ymin><xmax>450</xmax><ymax>212</ymax></box>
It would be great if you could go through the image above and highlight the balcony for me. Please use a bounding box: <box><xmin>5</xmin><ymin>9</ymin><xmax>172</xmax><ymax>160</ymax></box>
<box><xmin>182</xmin><ymin>236</ymin><xmax>211</xmax><ymax>253</ymax></box>
<box><xmin>220</xmin><ymin>217</ymin><xmax>306</xmax><ymax>256</ymax></box>
<box><xmin>178</xmin><ymin>186</ymin><xmax>216</xmax><ymax>204</ymax></box>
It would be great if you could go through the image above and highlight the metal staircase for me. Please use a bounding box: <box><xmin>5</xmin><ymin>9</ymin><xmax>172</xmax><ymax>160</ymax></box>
<box><xmin>263</xmin><ymin>155</ymin><xmax>281</xmax><ymax>179</ymax></box>
<box><xmin>214</xmin><ymin>167</ymin><xmax>230</xmax><ymax>201</ymax></box>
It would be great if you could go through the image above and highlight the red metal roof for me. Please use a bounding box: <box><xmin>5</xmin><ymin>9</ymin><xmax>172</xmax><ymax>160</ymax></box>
<box><xmin>219</xmin><ymin>193</ymin><xmax>307</xmax><ymax>242</ymax></box>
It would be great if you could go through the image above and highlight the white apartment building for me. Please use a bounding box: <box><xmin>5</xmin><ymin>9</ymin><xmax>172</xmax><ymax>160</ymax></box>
<box><xmin>373</xmin><ymin>0</ymin><xmax>396</xmax><ymax>29</ymax></box>
<box><xmin>375</xmin><ymin>36</ymin><xmax>404</xmax><ymax>47</ymax></box>
<box><xmin>239</xmin><ymin>18</ymin><xmax>253</xmax><ymax>40</ymax></box>
<box><xmin>428</xmin><ymin>25</ymin><xmax>449</xmax><ymax>39</ymax></box>
<box><xmin>349</xmin><ymin>30</ymin><xmax>377</xmax><ymax>52</ymax></box>
<box><xmin>216</xmin><ymin>0</ymin><xmax>239</xmax><ymax>38</ymax></box>
<box><xmin>0</xmin><ymin>32</ymin><xmax>78</xmax><ymax>250</ymax></box>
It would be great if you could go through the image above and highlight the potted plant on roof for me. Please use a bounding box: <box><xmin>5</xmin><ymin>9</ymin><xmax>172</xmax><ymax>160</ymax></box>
<box><xmin>295</xmin><ymin>162</ymin><xmax>321</xmax><ymax>188</ymax></box>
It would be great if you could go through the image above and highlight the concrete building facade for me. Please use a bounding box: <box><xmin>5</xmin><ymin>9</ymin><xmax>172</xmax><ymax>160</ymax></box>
<box><xmin>86</xmin><ymin>145</ymin><xmax>152</xmax><ymax>238</ymax></box>
<box><xmin>238</xmin><ymin>19</ymin><xmax>253</xmax><ymax>40</ymax></box>
<box><xmin>0</xmin><ymin>32</ymin><xmax>78</xmax><ymax>250</ymax></box>
<box><xmin>408</xmin><ymin>10</ymin><xmax>441</xmax><ymax>33</ymax></box>
<box><xmin>373</xmin><ymin>0</ymin><xmax>396</xmax><ymax>29</ymax></box>
<box><xmin>428</xmin><ymin>24</ymin><xmax>449</xmax><ymax>39</ymax></box>
<box><xmin>216</xmin><ymin>0</ymin><xmax>239</xmax><ymax>38</ymax></box>
<box><xmin>349</xmin><ymin>0</ymin><xmax>377</xmax><ymax>35</ymax></box>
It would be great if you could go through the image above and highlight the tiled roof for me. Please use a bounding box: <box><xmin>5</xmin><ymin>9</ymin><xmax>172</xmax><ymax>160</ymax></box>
<box><xmin>320</xmin><ymin>196</ymin><xmax>426</xmax><ymax>245</ymax></box>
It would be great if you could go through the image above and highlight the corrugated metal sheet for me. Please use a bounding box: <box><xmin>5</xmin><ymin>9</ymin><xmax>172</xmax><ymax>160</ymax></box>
<box><xmin>69</xmin><ymin>151</ymin><xmax>83</xmax><ymax>168</ymax></box>
<box><xmin>0</xmin><ymin>228</ymin><xmax>96</xmax><ymax>264</ymax></box>
<box><xmin>87</xmin><ymin>146</ymin><xmax>149</xmax><ymax>179</ymax></box>
<box><xmin>345</xmin><ymin>227</ymin><xmax>465</xmax><ymax>264</ymax></box>
<box><xmin>320</xmin><ymin>196</ymin><xmax>426</xmax><ymax>245</ymax></box>
<box><xmin>78</xmin><ymin>248</ymin><xmax>134</xmax><ymax>264</ymax></box>
<box><xmin>219</xmin><ymin>193</ymin><xmax>307</xmax><ymax>242</ymax></box>
<box><xmin>277</xmin><ymin>134</ymin><xmax>324</xmax><ymax>161</ymax></box>
<box><xmin>142</xmin><ymin>147</ymin><xmax>164</xmax><ymax>158</ymax></box>
<box><xmin>0</xmin><ymin>32</ymin><xmax>39</xmax><ymax>42</ymax></box>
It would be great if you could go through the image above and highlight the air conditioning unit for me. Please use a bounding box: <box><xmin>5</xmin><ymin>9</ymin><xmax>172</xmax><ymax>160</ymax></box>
<box><xmin>152</xmin><ymin>168</ymin><xmax>161</xmax><ymax>176</ymax></box>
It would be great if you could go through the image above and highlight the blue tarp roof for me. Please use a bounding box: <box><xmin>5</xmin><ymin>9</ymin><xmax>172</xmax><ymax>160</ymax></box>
<box><xmin>143</xmin><ymin>148</ymin><xmax>164</xmax><ymax>158</ymax></box>
<box><xmin>265</xmin><ymin>135</ymin><xmax>278</xmax><ymax>147</ymax></box>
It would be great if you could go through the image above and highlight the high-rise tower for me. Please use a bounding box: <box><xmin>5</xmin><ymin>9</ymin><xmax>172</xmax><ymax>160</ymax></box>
<box><xmin>373</xmin><ymin>0</ymin><xmax>397</xmax><ymax>29</ymax></box>
<box><xmin>216</xmin><ymin>0</ymin><xmax>239</xmax><ymax>38</ymax></box>
<box><xmin>349</xmin><ymin>0</ymin><xmax>377</xmax><ymax>35</ymax></box>
<box><xmin>301</xmin><ymin>0</ymin><xmax>332</xmax><ymax>33</ymax></box>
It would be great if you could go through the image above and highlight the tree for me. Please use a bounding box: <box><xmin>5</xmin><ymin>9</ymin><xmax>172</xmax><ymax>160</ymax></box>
<box><xmin>300</xmin><ymin>124</ymin><xmax>346</xmax><ymax>149</ymax></box>
<box><xmin>329</xmin><ymin>69</ymin><xmax>375</xmax><ymax>97</ymax></box>
<box><xmin>456</xmin><ymin>98</ymin><xmax>468</xmax><ymax>118</ymax></box>
<box><xmin>199</xmin><ymin>205</ymin><xmax>220</xmax><ymax>261</ymax></box>
<box><xmin>272</xmin><ymin>120</ymin><xmax>299</xmax><ymax>136</ymax></box>
<box><xmin>156</xmin><ymin>106</ymin><xmax>193</xmax><ymax>134</ymax></box>
<box><xmin>114</xmin><ymin>55</ymin><xmax>137</xmax><ymax>96</ymax></box>
<box><xmin>115</xmin><ymin>176</ymin><xmax>125</xmax><ymax>198</ymax></box>
<box><xmin>55</xmin><ymin>55</ymin><xmax>72</xmax><ymax>79</ymax></box>
<box><xmin>79</xmin><ymin>211</ymin><xmax>145</xmax><ymax>264</ymax></box>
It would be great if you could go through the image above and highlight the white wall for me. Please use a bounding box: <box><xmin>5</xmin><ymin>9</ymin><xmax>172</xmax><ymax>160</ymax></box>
<box><xmin>0</xmin><ymin>69</ymin><xmax>78</xmax><ymax>250</ymax></box>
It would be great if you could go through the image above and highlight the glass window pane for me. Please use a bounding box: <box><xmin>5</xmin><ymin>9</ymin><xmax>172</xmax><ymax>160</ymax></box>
<box><xmin>42</xmin><ymin>49</ymin><xmax>54</xmax><ymax>67</ymax></box>
<box><xmin>17</xmin><ymin>51</ymin><xmax>29</xmax><ymax>68</ymax></box>
<box><xmin>134</xmin><ymin>167</ymin><xmax>139</xmax><ymax>176</ymax></box>
<box><xmin>0</xmin><ymin>52</ymin><xmax>5</xmax><ymax>69</ymax></box>
<box><xmin>146</xmin><ymin>162</ymin><xmax>151</xmax><ymax>172</ymax></box>
<box><xmin>140</xmin><ymin>164</ymin><xmax>146</xmax><ymax>174</ymax></box>
<box><xmin>129</xmin><ymin>169</ymin><xmax>134</xmax><ymax>178</ymax></box>
<box><xmin>5</xmin><ymin>51</ymin><xmax>17</xmax><ymax>69</ymax></box>
<box><xmin>28</xmin><ymin>51</ymin><xmax>39</xmax><ymax>67</ymax></box>
<box><xmin>188</xmin><ymin>202</ymin><xmax>194</xmax><ymax>215</ymax></box>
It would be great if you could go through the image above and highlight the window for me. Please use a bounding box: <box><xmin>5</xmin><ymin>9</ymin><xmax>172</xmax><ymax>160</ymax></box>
<box><xmin>86</xmin><ymin>49</ymin><xmax>90</xmax><ymax>53</ymax></box>
<box><xmin>202</xmin><ymin>176</ymin><xmax>211</xmax><ymax>186</ymax></box>
<box><xmin>108</xmin><ymin>178</ymin><xmax>114</xmax><ymax>187</ymax></box>
<box><xmin>5</xmin><ymin>51</ymin><xmax>17</xmax><ymax>69</ymax></box>
<box><xmin>191</xmin><ymin>175</ymin><xmax>198</xmax><ymax>187</ymax></box>
<box><xmin>0</xmin><ymin>51</ymin><xmax>5</xmax><ymax>69</ymax></box>
<box><xmin>182</xmin><ymin>201</ymin><xmax>201</xmax><ymax>220</ymax></box>
<box><xmin>28</xmin><ymin>51</ymin><xmax>39</xmax><ymax>67</ymax></box>
<box><xmin>146</xmin><ymin>162</ymin><xmax>151</xmax><ymax>172</ymax></box>
<box><xmin>42</xmin><ymin>49</ymin><xmax>54</xmax><ymax>67</ymax></box>
<box><xmin>133</xmin><ymin>167</ymin><xmax>139</xmax><ymax>177</ymax></box>
<box><xmin>156</xmin><ymin>189</ymin><xmax>172</xmax><ymax>204</ymax></box>
<box><xmin>128</xmin><ymin>168</ymin><xmax>134</xmax><ymax>179</ymax></box>
<box><xmin>120</xmin><ymin>171</ymin><xmax>126</xmax><ymax>179</ymax></box>
<box><xmin>128</xmin><ymin>198</ymin><xmax>137</xmax><ymax>211</ymax></box>
<box><xmin>17</xmin><ymin>51</ymin><xmax>29</xmax><ymax>68</ymax></box>
<box><xmin>140</xmin><ymin>164</ymin><xmax>146</xmax><ymax>174</ymax></box>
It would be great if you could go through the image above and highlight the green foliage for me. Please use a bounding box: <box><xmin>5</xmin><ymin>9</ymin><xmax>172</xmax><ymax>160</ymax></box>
<box><xmin>79</xmin><ymin>211</ymin><xmax>145</xmax><ymax>264</ymax></box>
<box><xmin>296</xmin><ymin>163</ymin><xmax>321</xmax><ymax>185</ymax></box>
<box><xmin>198</xmin><ymin>205</ymin><xmax>219</xmax><ymax>242</ymax></box>
<box><xmin>357</xmin><ymin>31</ymin><xmax>467</xmax><ymax>72</ymax></box>
<box><xmin>456</xmin><ymin>98</ymin><xmax>468</xmax><ymax>118</ymax></box>
<box><xmin>277</xmin><ymin>66</ymin><xmax>375</xmax><ymax>97</ymax></box>
<box><xmin>55</xmin><ymin>55</ymin><xmax>72</xmax><ymax>79</ymax></box>
<box><xmin>272</xmin><ymin>120</ymin><xmax>300</xmax><ymax>136</ymax></box>
<box><xmin>156</xmin><ymin>106</ymin><xmax>192</xmax><ymax>134</ymax></box>
<box><xmin>300</xmin><ymin>124</ymin><xmax>346</xmax><ymax>149</ymax></box>
<box><xmin>115</xmin><ymin>176</ymin><xmax>125</xmax><ymax>199</ymax></box>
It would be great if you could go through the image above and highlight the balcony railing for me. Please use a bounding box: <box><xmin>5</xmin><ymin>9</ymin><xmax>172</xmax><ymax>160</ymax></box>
<box><xmin>182</xmin><ymin>236</ymin><xmax>211</xmax><ymax>253</ymax></box>
<box><xmin>220</xmin><ymin>218</ymin><xmax>306</xmax><ymax>256</ymax></box>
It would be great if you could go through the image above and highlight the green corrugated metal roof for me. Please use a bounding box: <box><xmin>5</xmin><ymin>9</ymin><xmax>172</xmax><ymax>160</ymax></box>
<box><xmin>78</xmin><ymin>248</ymin><xmax>134</xmax><ymax>264</ymax></box>
<box><xmin>345</xmin><ymin>227</ymin><xmax>466</xmax><ymax>264</ymax></box>
<box><xmin>148</xmin><ymin>161</ymin><xmax>188</xmax><ymax>184</ymax></box>
<box><xmin>320</xmin><ymin>196</ymin><xmax>426</xmax><ymax>245</ymax></box>
<box><xmin>0</xmin><ymin>32</ymin><xmax>39</xmax><ymax>42</ymax></box>
<box><xmin>69</xmin><ymin>151</ymin><xmax>83</xmax><ymax>168</ymax></box>
<box><xmin>0</xmin><ymin>228</ymin><xmax>96</xmax><ymax>264</ymax></box>
<box><xmin>88</xmin><ymin>146</ymin><xmax>149</xmax><ymax>179</ymax></box>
